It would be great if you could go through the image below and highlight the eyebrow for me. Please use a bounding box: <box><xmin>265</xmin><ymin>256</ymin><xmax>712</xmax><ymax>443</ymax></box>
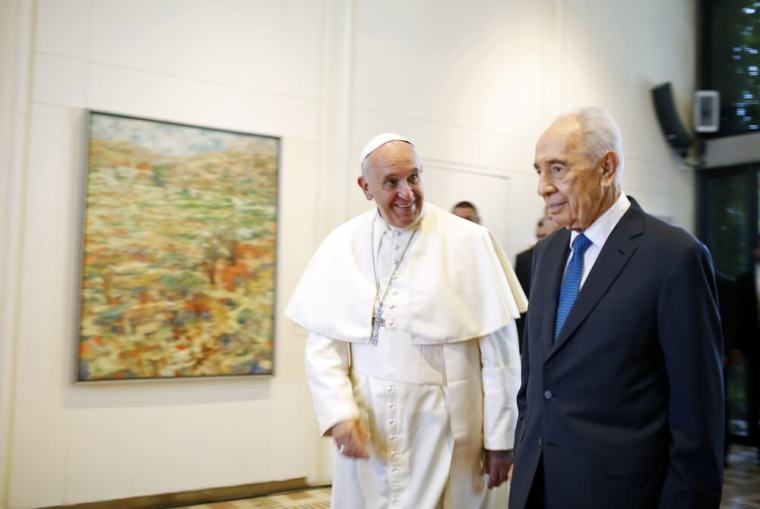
<box><xmin>383</xmin><ymin>168</ymin><xmax>419</xmax><ymax>181</ymax></box>
<box><xmin>534</xmin><ymin>158</ymin><xmax>567</xmax><ymax>170</ymax></box>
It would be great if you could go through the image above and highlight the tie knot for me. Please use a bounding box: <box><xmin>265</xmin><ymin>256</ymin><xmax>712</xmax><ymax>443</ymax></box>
<box><xmin>572</xmin><ymin>233</ymin><xmax>592</xmax><ymax>255</ymax></box>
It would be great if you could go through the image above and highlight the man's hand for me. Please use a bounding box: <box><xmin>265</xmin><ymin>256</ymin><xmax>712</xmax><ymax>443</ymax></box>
<box><xmin>484</xmin><ymin>449</ymin><xmax>514</xmax><ymax>488</ymax></box>
<box><xmin>329</xmin><ymin>419</ymin><xmax>371</xmax><ymax>459</ymax></box>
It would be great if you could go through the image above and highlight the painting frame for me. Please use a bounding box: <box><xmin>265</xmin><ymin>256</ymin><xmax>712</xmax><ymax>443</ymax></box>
<box><xmin>75</xmin><ymin>111</ymin><xmax>280</xmax><ymax>382</ymax></box>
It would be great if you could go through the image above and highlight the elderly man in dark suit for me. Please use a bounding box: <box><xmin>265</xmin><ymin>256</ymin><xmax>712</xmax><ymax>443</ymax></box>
<box><xmin>508</xmin><ymin>107</ymin><xmax>724</xmax><ymax>508</ymax></box>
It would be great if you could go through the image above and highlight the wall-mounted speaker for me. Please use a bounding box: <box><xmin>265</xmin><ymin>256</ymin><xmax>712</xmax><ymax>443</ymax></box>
<box><xmin>651</xmin><ymin>82</ymin><xmax>693</xmax><ymax>157</ymax></box>
<box><xmin>694</xmin><ymin>90</ymin><xmax>720</xmax><ymax>133</ymax></box>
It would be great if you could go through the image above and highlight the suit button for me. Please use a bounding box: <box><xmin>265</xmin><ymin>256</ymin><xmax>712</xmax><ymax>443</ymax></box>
<box><xmin>544</xmin><ymin>389</ymin><xmax>553</xmax><ymax>400</ymax></box>
<box><xmin>538</xmin><ymin>438</ymin><xmax>543</xmax><ymax>447</ymax></box>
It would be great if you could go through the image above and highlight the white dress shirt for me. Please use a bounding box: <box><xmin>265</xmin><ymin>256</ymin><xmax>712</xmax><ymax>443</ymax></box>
<box><xmin>567</xmin><ymin>193</ymin><xmax>631</xmax><ymax>288</ymax></box>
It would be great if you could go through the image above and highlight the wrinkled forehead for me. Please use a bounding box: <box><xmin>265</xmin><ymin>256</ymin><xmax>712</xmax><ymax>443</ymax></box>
<box><xmin>535</xmin><ymin>118</ymin><xmax>585</xmax><ymax>162</ymax></box>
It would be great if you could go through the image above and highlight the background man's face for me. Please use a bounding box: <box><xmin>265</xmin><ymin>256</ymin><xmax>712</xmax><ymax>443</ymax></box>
<box><xmin>358</xmin><ymin>142</ymin><xmax>424</xmax><ymax>228</ymax></box>
<box><xmin>452</xmin><ymin>206</ymin><xmax>480</xmax><ymax>224</ymax></box>
<box><xmin>536</xmin><ymin>215</ymin><xmax>559</xmax><ymax>240</ymax></box>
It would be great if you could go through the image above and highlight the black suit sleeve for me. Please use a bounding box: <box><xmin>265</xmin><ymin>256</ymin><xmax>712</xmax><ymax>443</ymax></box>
<box><xmin>514</xmin><ymin>250</ymin><xmax>532</xmax><ymax>349</ymax></box>
<box><xmin>656</xmin><ymin>242</ymin><xmax>724</xmax><ymax>508</ymax></box>
<box><xmin>514</xmin><ymin>248</ymin><xmax>537</xmax><ymax>461</ymax></box>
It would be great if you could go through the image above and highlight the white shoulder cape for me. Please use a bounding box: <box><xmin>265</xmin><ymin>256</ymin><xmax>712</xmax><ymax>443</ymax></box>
<box><xmin>285</xmin><ymin>203</ymin><xmax>528</xmax><ymax>344</ymax></box>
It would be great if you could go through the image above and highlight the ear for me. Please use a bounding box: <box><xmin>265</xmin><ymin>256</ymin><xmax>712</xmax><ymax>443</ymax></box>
<box><xmin>599</xmin><ymin>151</ymin><xmax>619</xmax><ymax>187</ymax></box>
<box><xmin>357</xmin><ymin>176</ymin><xmax>373</xmax><ymax>201</ymax></box>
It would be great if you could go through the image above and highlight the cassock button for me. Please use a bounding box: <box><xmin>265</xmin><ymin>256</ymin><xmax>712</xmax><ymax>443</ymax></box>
<box><xmin>544</xmin><ymin>390</ymin><xmax>553</xmax><ymax>400</ymax></box>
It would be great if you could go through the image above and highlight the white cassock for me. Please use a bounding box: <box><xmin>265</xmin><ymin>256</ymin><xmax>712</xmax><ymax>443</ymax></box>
<box><xmin>286</xmin><ymin>203</ymin><xmax>527</xmax><ymax>509</ymax></box>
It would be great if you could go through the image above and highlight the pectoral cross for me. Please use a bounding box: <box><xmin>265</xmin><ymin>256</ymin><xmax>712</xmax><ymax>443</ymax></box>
<box><xmin>370</xmin><ymin>305</ymin><xmax>385</xmax><ymax>345</ymax></box>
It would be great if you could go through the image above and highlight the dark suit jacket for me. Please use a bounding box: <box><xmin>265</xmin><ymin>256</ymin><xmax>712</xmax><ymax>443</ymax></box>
<box><xmin>514</xmin><ymin>246</ymin><xmax>534</xmax><ymax>348</ymax></box>
<box><xmin>509</xmin><ymin>198</ymin><xmax>724</xmax><ymax>509</ymax></box>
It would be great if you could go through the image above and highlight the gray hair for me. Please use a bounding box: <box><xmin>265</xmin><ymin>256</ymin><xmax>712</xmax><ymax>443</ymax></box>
<box><xmin>558</xmin><ymin>107</ymin><xmax>625</xmax><ymax>183</ymax></box>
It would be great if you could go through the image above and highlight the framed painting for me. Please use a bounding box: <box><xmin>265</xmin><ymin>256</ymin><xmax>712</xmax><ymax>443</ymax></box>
<box><xmin>76</xmin><ymin>111</ymin><xmax>279</xmax><ymax>381</ymax></box>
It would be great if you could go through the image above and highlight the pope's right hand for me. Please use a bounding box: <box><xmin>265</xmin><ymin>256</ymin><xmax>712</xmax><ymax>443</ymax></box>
<box><xmin>329</xmin><ymin>419</ymin><xmax>370</xmax><ymax>459</ymax></box>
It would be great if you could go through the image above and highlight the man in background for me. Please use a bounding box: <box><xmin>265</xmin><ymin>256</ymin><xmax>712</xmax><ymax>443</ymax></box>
<box><xmin>509</xmin><ymin>107</ymin><xmax>723</xmax><ymax>508</ymax></box>
<box><xmin>514</xmin><ymin>214</ymin><xmax>560</xmax><ymax>347</ymax></box>
<box><xmin>451</xmin><ymin>200</ymin><xmax>481</xmax><ymax>224</ymax></box>
<box><xmin>287</xmin><ymin>133</ymin><xmax>527</xmax><ymax>508</ymax></box>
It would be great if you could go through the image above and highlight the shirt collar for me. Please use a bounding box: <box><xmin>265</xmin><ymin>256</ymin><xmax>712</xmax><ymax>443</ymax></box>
<box><xmin>569</xmin><ymin>193</ymin><xmax>631</xmax><ymax>250</ymax></box>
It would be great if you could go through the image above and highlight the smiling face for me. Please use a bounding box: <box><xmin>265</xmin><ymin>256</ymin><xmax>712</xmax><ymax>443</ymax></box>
<box><xmin>358</xmin><ymin>141</ymin><xmax>424</xmax><ymax>228</ymax></box>
<box><xmin>533</xmin><ymin>116</ymin><xmax>620</xmax><ymax>232</ymax></box>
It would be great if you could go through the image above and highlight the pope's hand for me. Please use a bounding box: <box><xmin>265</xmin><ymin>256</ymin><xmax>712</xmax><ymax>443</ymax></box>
<box><xmin>484</xmin><ymin>449</ymin><xmax>514</xmax><ymax>488</ymax></box>
<box><xmin>330</xmin><ymin>419</ymin><xmax>370</xmax><ymax>459</ymax></box>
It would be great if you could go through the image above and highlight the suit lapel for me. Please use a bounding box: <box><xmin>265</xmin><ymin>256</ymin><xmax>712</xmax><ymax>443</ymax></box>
<box><xmin>539</xmin><ymin>229</ymin><xmax>571</xmax><ymax>358</ymax></box>
<box><xmin>546</xmin><ymin>202</ymin><xmax>645</xmax><ymax>362</ymax></box>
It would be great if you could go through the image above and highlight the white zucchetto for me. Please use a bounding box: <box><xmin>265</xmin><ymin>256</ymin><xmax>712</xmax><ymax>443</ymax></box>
<box><xmin>360</xmin><ymin>132</ymin><xmax>414</xmax><ymax>163</ymax></box>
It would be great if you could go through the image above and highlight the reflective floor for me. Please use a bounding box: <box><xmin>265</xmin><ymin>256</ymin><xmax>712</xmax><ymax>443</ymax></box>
<box><xmin>182</xmin><ymin>487</ymin><xmax>330</xmax><ymax>509</ymax></box>
<box><xmin>723</xmin><ymin>446</ymin><xmax>760</xmax><ymax>508</ymax></box>
<box><xmin>178</xmin><ymin>447</ymin><xmax>760</xmax><ymax>509</ymax></box>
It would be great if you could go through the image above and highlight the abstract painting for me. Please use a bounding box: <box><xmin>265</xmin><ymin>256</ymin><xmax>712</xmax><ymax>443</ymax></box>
<box><xmin>76</xmin><ymin>111</ymin><xmax>279</xmax><ymax>381</ymax></box>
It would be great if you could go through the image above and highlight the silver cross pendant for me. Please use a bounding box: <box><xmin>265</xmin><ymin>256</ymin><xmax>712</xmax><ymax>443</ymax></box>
<box><xmin>370</xmin><ymin>305</ymin><xmax>385</xmax><ymax>345</ymax></box>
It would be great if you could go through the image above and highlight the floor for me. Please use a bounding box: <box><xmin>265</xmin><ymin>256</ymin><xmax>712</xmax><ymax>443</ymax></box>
<box><xmin>178</xmin><ymin>446</ymin><xmax>760</xmax><ymax>509</ymax></box>
<box><xmin>181</xmin><ymin>488</ymin><xmax>331</xmax><ymax>509</ymax></box>
<box><xmin>723</xmin><ymin>446</ymin><xmax>760</xmax><ymax>508</ymax></box>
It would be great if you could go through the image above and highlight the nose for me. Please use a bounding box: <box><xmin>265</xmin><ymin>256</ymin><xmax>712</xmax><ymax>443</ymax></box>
<box><xmin>537</xmin><ymin>171</ymin><xmax>554</xmax><ymax>198</ymax></box>
<box><xmin>397</xmin><ymin>181</ymin><xmax>413</xmax><ymax>200</ymax></box>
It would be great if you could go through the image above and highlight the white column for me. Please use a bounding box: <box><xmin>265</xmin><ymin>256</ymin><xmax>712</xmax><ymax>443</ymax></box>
<box><xmin>306</xmin><ymin>0</ymin><xmax>356</xmax><ymax>486</ymax></box>
<box><xmin>0</xmin><ymin>0</ymin><xmax>34</xmax><ymax>505</ymax></box>
<box><xmin>315</xmin><ymin>0</ymin><xmax>355</xmax><ymax>242</ymax></box>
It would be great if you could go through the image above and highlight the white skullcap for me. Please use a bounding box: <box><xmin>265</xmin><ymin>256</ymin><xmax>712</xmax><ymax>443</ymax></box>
<box><xmin>360</xmin><ymin>132</ymin><xmax>414</xmax><ymax>163</ymax></box>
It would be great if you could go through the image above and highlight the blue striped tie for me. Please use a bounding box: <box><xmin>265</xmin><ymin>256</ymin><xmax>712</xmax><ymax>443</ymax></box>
<box><xmin>554</xmin><ymin>233</ymin><xmax>592</xmax><ymax>340</ymax></box>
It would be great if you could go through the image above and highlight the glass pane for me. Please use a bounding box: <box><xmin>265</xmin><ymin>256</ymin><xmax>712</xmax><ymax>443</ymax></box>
<box><xmin>702</xmin><ymin>171</ymin><xmax>751</xmax><ymax>278</ymax></box>
<box><xmin>730</xmin><ymin>353</ymin><xmax>749</xmax><ymax>435</ymax></box>
<box><xmin>702</xmin><ymin>0</ymin><xmax>760</xmax><ymax>135</ymax></box>
<box><xmin>700</xmin><ymin>167</ymin><xmax>757</xmax><ymax>443</ymax></box>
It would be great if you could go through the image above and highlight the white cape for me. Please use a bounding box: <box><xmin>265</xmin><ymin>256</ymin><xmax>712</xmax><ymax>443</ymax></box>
<box><xmin>285</xmin><ymin>203</ymin><xmax>527</xmax><ymax>343</ymax></box>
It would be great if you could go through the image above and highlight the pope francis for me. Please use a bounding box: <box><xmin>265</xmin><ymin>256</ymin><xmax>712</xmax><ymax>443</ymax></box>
<box><xmin>285</xmin><ymin>133</ymin><xmax>527</xmax><ymax>508</ymax></box>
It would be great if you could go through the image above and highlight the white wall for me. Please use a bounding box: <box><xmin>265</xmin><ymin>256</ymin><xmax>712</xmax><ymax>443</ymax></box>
<box><xmin>5</xmin><ymin>1</ymin><xmax>333</xmax><ymax>507</ymax></box>
<box><xmin>347</xmin><ymin>0</ymin><xmax>697</xmax><ymax>254</ymax></box>
<box><xmin>1</xmin><ymin>0</ymin><xmax>697</xmax><ymax>507</ymax></box>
